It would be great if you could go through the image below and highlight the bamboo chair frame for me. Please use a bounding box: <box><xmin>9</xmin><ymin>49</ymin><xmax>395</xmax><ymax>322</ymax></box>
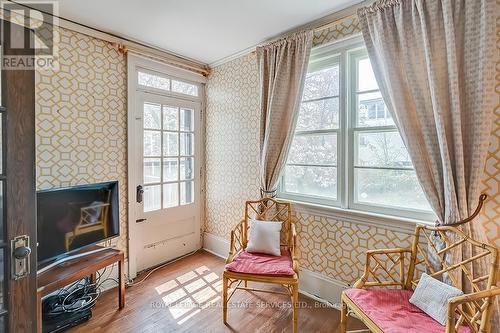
<box><xmin>341</xmin><ymin>224</ymin><xmax>499</xmax><ymax>333</ymax></box>
<box><xmin>223</xmin><ymin>198</ymin><xmax>299</xmax><ymax>333</ymax></box>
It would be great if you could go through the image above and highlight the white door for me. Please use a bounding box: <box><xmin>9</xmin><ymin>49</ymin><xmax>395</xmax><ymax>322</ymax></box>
<box><xmin>132</xmin><ymin>92</ymin><xmax>201</xmax><ymax>272</ymax></box>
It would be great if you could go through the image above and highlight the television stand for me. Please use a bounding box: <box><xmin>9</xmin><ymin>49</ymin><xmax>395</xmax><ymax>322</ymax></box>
<box><xmin>37</xmin><ymin>246</ymin><xmax>125</xmax><ymax>333</ymax></box>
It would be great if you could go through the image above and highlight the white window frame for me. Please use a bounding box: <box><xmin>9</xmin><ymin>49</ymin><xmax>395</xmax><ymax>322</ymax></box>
<box><xmin>278</xmin><ymin>37</ymin><xmax>435</xmax><ymax>222</ymax></box>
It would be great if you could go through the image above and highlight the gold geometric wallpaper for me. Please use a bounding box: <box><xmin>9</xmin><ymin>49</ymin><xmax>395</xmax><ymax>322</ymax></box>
<box><xmin>205</xmin><ymin>16</ymin><xmax>500</xmax><ymax>284</ymax></box>
<box><xmin>205</xmin><ymin>53</ymin><xmax>261</xmax><ymax>237</ymax></box>
<box><xmin>35</xmin><ymin>27</ymin><xmax>129</xmax><ymax>252</ymax></box>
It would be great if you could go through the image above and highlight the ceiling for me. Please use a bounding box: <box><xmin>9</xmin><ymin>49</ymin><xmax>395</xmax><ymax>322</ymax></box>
<box><xmin>58</xmin><ymin>0</ymin><xmax>363</xmax><ymax>65</ymax></box>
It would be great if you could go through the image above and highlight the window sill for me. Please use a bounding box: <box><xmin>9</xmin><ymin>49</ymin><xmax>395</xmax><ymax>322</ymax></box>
<box><xmin>279</xmin><ymin>198</ymin><xmax>435</xmax><ymax>234</ymax></box>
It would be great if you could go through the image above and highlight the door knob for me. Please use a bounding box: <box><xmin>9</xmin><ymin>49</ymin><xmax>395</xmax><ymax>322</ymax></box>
<box><xmin>136</xmin><ymin>185</ymin><xmax>144</xmax><ymax>203</ymax></box>
<box><xmin>14</xmin><ymin>246</ymin><xmax>31</xmax><ymax>259</ymax></box>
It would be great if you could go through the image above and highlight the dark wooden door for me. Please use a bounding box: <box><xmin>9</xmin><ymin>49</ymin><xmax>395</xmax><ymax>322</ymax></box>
<box><xmin>1</xmin><ymin>20</ymin><xmax>37</xmax><ymax>332</ymax></box>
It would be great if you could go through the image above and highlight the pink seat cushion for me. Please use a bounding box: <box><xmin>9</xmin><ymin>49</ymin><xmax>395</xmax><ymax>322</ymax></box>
<box><xmin>344</xmin><ymin>289</ymin><xmax>471</xmax><ymax>333</ymax></box>
<box><xmin>225</xmin><ymin>249</ymin><xmax>295</xmax><ymax>276</ymax></box>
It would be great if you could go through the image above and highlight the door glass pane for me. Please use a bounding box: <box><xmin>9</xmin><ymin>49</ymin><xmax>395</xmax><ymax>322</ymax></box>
<box><xmin>180</xmin><ymin>133</ymin><xmax>194</xmax><ymax>156</ymax></box>
<box><xmin>180</xmin><ymin>157</ymin><xmax>194</xmax><ymax>180</ymax></box>
<box><xmin>171</xmin><ymin>80</ymin><xmax>198</xmax><ymax>96</ymax></box>
<box><xmin>143</xmin><ymin>103</ymin><xmax>161</xmax><ymax>129</ymax></box>
<box><xmin>180</xmin><ymin>181</ymin><xmax>194</xmax><ymax>205</ymax></box>
<box><xmin>163</xmin><ymin>158</ymin><xmax>178</xmax><ymax>182</ymax></box>
<box><xmin>163</xmin><ymin>132</ymin><xmax>178</xmax><ymax>156</ymax></box>
<box><xmin>144</xmin><ymin>131</ymin><xmax>161</xmax><ymax>156</ymax></box>
<box><xmin>144</xmin><ymin>158</ymin><xmax>161</xmax><ymax>184</ymax></box>
<box><xmin>138</xmin><ymin>71</ymin><xmax>170</xmax><ymax>91</ymax></box>
<box><xmin>180</xmin><ymin>108</ymin><xmax>194</xmax><ymax>131</ymax></box>
<box><xmin>163</xmin><ymin>183</ymin><xmax>179</xmax><ymax>208</ymax></box>
<box><xmin>163</xmin><ymin>106</ymin><xmax>178</xmax><ymax>131</ymax></box>
<box><xmin>144</xmin><ymin>185</ymin><xmax>161</xmax><ymax>212</ymax></box>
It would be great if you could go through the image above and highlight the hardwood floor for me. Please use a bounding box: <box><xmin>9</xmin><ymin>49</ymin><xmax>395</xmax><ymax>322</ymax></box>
<box><xmin>69</xmin><ymin>251</ymin><xmax>365</xmax><ymax>332</ymax></box>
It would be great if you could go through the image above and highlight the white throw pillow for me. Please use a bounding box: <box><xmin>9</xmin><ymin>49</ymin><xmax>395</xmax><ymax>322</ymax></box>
<box><xmin>409</xmin><ymin>273</ymin><xmax>463</xmax><ymax>325</ymax></box>
<box><xmin>245</xmin><ymin>219</ymin><xmax>282</xmax><ymax>256</ymax></box>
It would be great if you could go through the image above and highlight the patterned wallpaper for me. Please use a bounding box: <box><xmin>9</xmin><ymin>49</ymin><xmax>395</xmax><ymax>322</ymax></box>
<box><xmin>35</xmin><ymin>27</ymin><xmax>128</xmax><ymax>252</ymax></box>
<box><xmin>204</xmin><ymin>15</ymin><xmax>500</xmax><ymax>284</ymax></box>
<box><xmin>205</xmin><ymin>53</ymin><xmax>261</xmax><ymax>237</ymax></box>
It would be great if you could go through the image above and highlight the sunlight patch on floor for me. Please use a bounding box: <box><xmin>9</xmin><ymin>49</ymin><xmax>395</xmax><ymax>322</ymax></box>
<box><xmin>154</xmin><ymin>265</ymin><xmax>222</xmax><ymax>325</ymax></box>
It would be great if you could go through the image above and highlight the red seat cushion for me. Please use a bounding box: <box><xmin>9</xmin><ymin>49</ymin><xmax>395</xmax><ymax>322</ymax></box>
<box><xmin>225</xmin><ymin>249</ymin><xmax>295</xmax><ymax>276</ymax></box>
<box><xmin>344</xmin><ymin>289</ymin><xmax>471</xmax><ymax>333</ymax></box>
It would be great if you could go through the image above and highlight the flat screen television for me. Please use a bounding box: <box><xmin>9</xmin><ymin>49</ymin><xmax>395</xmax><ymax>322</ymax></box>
<box><xmin>37</xmin><ymin>181</ymin><xmax>120</xmax><ymax>268</ymax></box>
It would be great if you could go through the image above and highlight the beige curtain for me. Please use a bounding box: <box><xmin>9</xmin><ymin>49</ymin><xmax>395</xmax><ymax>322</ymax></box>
<box><xmin>257</xmin><ymin>31</ymin><xmax>313</xmax><ymax>197</ymax></box>
<box><xmin>358</xmin><ymin>0</ymin><xmax>498</xmax><ymax>329</ymax></box>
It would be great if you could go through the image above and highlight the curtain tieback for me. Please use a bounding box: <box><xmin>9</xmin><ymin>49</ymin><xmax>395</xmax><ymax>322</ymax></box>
<box><xmin>260</xmin><ymin>188</ymin><xmax>277</xmax><ymax>198</ymax></box>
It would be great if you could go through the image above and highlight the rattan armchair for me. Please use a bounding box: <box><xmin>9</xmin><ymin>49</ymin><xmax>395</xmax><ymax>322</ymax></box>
<box><xmin>341</xmin><ymin>224</ymin><xmax>499</xmax><ymax>333</ymax></box>
<box><xmin>222</xmin><ymin>198</ymin><xmax>300</xmax><ymax>333</ymax></box>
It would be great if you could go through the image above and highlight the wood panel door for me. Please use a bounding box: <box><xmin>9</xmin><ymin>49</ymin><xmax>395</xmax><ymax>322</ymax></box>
<box><xmin>1</xmin><ymin>20</ymin><xmax>37</xmax><ymax>332</ymax></box>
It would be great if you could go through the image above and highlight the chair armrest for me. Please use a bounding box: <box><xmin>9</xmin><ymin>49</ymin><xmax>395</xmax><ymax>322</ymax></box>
<box><xmin>446</xmin><ymin>287</ymin><xmax>500</xmax><ymax>333</ymax></box>
<box><xmin>226</xmin><ymin>219</ymin><xmax>245</xmax><ymax>264</ymax></box>
<box><xmin>353</xmin><ymin>248</ymin><xmax>412</xmax><ymax>289</ymax></box>
<box><xmin>291</xmin><ymin>224</ymin><xmax>299</xmax><ymax>273</ymax></box>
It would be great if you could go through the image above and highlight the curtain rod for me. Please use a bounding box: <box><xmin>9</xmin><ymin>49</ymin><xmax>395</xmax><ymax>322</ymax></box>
<box><xmin>3</xmin><ymin>0</ymin><xmax>211</xmax><ymax>76</ymax></box>
<box><xmin>250</xmin><ymin>11</ymin><xmax>359</xmax><ymax>54</ymax></box>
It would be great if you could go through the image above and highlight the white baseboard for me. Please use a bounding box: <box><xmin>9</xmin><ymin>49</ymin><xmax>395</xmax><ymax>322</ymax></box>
<box><xmin>202</xmin><ymin>232</ymin><xmax>348</xmax><ymax>309</ymax></box>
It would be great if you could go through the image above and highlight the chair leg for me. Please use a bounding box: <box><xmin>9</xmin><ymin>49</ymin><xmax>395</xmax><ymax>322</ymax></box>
<box><xmin>292</xmin><ymin>284</ymin><xmax>299</xmax><ymax>333</ymax></box>
<box><xmin>244</xmin><ymin>280</ymin><xmax>248</xmax><ymax>287</ymax></box>
<box><xmin>223</xmin><ymin>274</ymin><xmax>228</xmax><ymax>324</ymax></box>
<box><xmin>340</xmin><ymin>297</ymin><xmax>348</xmax><ymax>333</ymax></box>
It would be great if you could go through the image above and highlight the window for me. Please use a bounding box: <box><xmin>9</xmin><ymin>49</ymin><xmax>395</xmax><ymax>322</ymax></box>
<box><xmin>138</xmin><ymin>70</ymin><xmax>199</xmax><ymax>97</ymax></box>
<box><xmin>143</xmin><ymin>102</ymin><xmax>195</xmax><ymax>211</ymax></box>
<box><xmin>280</xmin><ymin>42</ymin><xmax>433</xmax><ymax>220</ymax></box>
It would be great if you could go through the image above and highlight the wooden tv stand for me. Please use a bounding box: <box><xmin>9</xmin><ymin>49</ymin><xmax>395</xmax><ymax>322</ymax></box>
<box><xmin>37</xmin><ymin>246</ymin><xmax>125</xmax><ymax>333</ymax></box>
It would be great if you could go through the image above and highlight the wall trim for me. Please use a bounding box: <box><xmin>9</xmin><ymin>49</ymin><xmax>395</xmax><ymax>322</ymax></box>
<box><xmin>203</xmin><ymin>232</ymin><xmax>347</xmax><ymax>308</ymax></box>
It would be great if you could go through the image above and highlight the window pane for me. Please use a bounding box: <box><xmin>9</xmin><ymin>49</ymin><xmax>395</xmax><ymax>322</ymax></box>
<box><xmin>354</xmin><ymin>168</ymin><xmax>431</xmax><ymax>211</ymax></box>
<box><xmin>288</xmin><ymin>134</ymin><xmax>337</xmax><ymax>165</ymax></box>
<box><xmin>356</xmin><ymin>91</ymin><xmax>394</xmax><ymax>127</ymax></box>
<box><xmin>143</xmin><ymin>103</ymin><xmax>161</xmax><ymax>129</ymax></box>
<box><xmin>163</xmin><ymin>106</ymin><xmax>178</xmax><ymax>131</ymax></box>
<box><xmin>144</xmin><ymin>130</ymin><xmax>161</xmax><ymax>156</ymax></box>
<box><xmin>144</xmin><ymin>158</ymin><xmax>161</xmax><ymax>184</ymax></box>
<box><xmin>138</xmin><ymin>71</ymin><xmax>170</xmax><ymax>91</ymax></box>
<box><xmin>180</xmin><ymin>157</ymin><xmax>194</xmax><ymax>180</ymax></box>
<box><xmin>163</xmin><ymin>183</ymin><xmax>179</xmax><ymax>208</ymax></box>
<box><xmin>172</xmin><ymin>80</ymin><xmax>198</xmax><ymax>96</ymax></box>
<box><xmin>302</xmin><ymin>65</ymin><xmax>339</xmax><ymax>101</ymax></box>
<box><xmin>357</xmin><ymin>57</ymin><xmax>378</xmax><ymax>92</ymax></box>
<box><xmin>180</xmin><ymin>108</ymin><xmax>194</xmax><ymax>131</ymax></box>
<box><xmin>180</xmin><ymin>133</ymin><xmax>194</xmax><ymax>156</ymax></box>
<box><xmin>144</xmin><ymin>185</ymin><xmax>161</xmax><ymax>212</ymax></box>
<box><xmin>163</xmin><ymin>132</ymin><xmax>178</xmax><ymax>156</ymax></box>
<box><xmin>296</xmin><ymin>97</ymin><xmax>339</xmax><ymax>131</ymax></box>
<box><xmin>163</xmin><ymin>158</ymin><xmax>178</xmax><ymax>182</ymax></box>
<box><xmin>355</xmin><ymin>131</ymin><xmax>412</xmax><ymax>168</ymax></box>
<box><xmin>180</xmin><ymin>181</ymin><xmax>194</xmax><ymax>205</ymax></box>
<box><xmin>283</xmin><ymin>165</ymin><xmax>337</xmax><ymax>199</ymax></box>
